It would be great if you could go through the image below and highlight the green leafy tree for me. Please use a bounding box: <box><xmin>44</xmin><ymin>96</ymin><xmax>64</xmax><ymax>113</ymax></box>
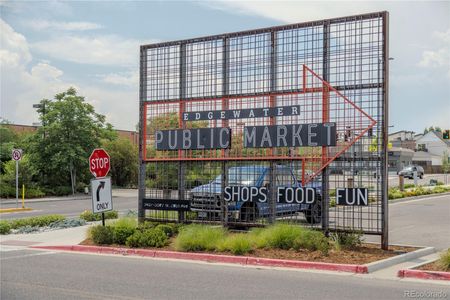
<box><xmin>102</xmin><ymin>137</ymin><xmax>138</xmax><ymax>187</ymax></box>
<box><xmin>424</xmin><ymin>126</ymin><xmax>442</xmax><ymax>134</ymax></box>
<box><xmin>28</xmin><ymin>88</ymin><xmax>115</xmax><ymax>194</ymax></box>
<box><xmin>145</xmin><ymin>112</ymin><xmax>210</xmax><ymax>189</ymax></box>
<box><xmin>0</xmin><ymin>124</ymin><xmax>18</xmax><ymax>173</ymax></box>
<box><xmin>442</xmin><ymin>150</ymin><xmax>450</xmax><ymax>174</ymax></box>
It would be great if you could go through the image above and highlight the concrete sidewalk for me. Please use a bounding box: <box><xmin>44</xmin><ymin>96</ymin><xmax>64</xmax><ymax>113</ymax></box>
<box><xmin>0</xmin><ymin>224</ymin><xmax>91</xmax><ymax>247</ymax></box>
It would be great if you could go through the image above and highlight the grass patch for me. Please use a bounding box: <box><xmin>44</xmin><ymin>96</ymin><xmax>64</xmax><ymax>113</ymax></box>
<box><xmin>438</xmin><ymin>249</ymin><xmax>450</xmax><ymax>271</ymax></box>
<box><xmin>252</xmin><ymin>224</ymin><xmax>304</xmax><ymax>250</ymax></box>
<box><xmin>217</xmin><ymin>234</ymin><xmax>253</xmax><ymax>255</ymax></box>
<box><xmin>293</xmin><ymin>229</ymin><xmax>330</xmax><ymax>255</ymax></box>
<box><xmin>174</xmin><ymin>224</ymin><xmax>226</xmax><ymax>252</ymax></box>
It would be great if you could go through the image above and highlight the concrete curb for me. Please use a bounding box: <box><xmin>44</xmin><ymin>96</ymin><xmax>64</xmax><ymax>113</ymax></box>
<box><xmin>0</xmin><ymin>207</ymin><xmax>33</xmax><ymax>213</ymax></box>
<box><xmin>31</xmin><ymin>245</ymin><xmax>368</xmax><ymax>274</ymax></box>
<box><xmin>398</xmin><ymin>269</ymin><xmax>450</xmax><ymax>281</ymax></box>
<box><xmin>389</xmin><ymin>192</ymin><xmax>450</xmax><ymax>204</ymax></box>
<box><xmin>1</xmin><ymin>196</ymin><xmax>90</xmax><ymax>205</ymax></box>
<box><xmin>397</xmin><ymin>257</ymin><xmax>450</xmax><ymax>281</ymax></box>
<box><xmin>364</xmin><ymin>246</ymin><xmax>436</xmax><ymax>273</ymax></box>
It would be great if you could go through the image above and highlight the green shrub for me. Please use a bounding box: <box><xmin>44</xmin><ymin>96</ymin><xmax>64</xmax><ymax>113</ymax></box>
<box><xmin>0</xmin><ymin>220</ymin><xmax>11</xmax><ymax>235</ymax></box>
<box><xmin>174</xmin><ymin>224</ymin><xmax>226</xmax><ymax>252</ymax></box>
<box><xmin>104</xmin><ymin>210</ymin><xmax>119</xmax><ymax>219</ymax></box>
<box><xmin>433</xmin><ymin>186</ymin><xmax>450</xmax><ymax>194</ymax></box>
<box><xmin>42</xmin><ymin>186</ymin><xmax>73</xmax><ymax>196</ymax></box>
<box><xmin>438</xmin><ymin>249</ymin><xmax>450</xmax><ymax>271</ymax></box>
<box><xmin>112</xmin><ymin>218</ymin><xmax>137</xmax><ymax>244</ymax></box>
<box><xmin>80</xmin><ymin>210</ymin><xmax>97</xmax><ymax>221</ymax></box>
<box><xmin>8</xmin><ymin>215</ymin><xmax>65</xmax><ymax>229</ymax></box>
<box><xmin>330</xmin><ymin>232</ymin><xmax>363</xmax><ymax>251</ymax></box>
<box><xmin>125</xmin><ymin>231</ymin><xmax>142</xmax><ymax>248</ymax></box>
<box><xmin>139</xmin><ymin>228</ymin><xmax>168</xmax><ymax>248</ymax></box>
<box><xmin>403</xmin><ymin>183</ymin><xmax>415</xmax><ymax>189</ymax></box>
<box><xmin>217</xmin><ymin>234</ymin><xmax>253</xmax><ymax>255</ymax></box>
<box><xmin>89</xmin><ymin>225</ymin><xmax>114</xmax><ymax>245</ymax></box>
<box><xmin>292</xmin><ymin>229</ymin><xmax>329</xmax><ymax>255</ymax></box>
<box><xmin>137</xmin><ymin>221</ymin><xmax>158</xmax><ymax>231</ymax></box>
<box><xmin>79</xmin><ymin>210</ymin><xmax>118</xmax><ymax>222</ymax></box>
<box><xmin>156</xmin><ymin>224</ymin><xmax>175</xmax><ymax>237</ymax></box>
<box><xmin>253</xmin><ymin>224</ymin><xmax>303</xmax><ymax>250</ymax></box>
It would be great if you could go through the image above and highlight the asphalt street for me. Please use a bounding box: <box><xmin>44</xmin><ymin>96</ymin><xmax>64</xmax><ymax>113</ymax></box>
<box><xmin>1</xmin><ymin>249</ymin><xmax>449</xmax><ymax>300</ymax></box>
<box><xmin>0</xmin><ymin>194</ymin><xmax>137</xmax><ymax>220</ymax></box>
<box><xmin>364</xmin><ymin>193</ymin><xmax>450</xmax><ymax>250</ymax></box>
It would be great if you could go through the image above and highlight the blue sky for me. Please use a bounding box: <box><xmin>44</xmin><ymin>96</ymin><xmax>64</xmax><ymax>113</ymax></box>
<box><xmin>1</xmin><ymin>1</ymin><xmax>449</xmax><ymax>132</ymax></box>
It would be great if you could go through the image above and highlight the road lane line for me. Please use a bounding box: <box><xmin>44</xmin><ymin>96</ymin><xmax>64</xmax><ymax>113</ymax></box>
<box><xmin>0</xmin><ymin>251</ymin><xmax>55</xmax><ymax>261</ymax></box>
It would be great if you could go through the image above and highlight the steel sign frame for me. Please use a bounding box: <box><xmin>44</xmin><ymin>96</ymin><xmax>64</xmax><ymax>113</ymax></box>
<box><xmin>138</xmin><ymin>12</ymin><xmax>389</xmax><ymax>249</ymax></box>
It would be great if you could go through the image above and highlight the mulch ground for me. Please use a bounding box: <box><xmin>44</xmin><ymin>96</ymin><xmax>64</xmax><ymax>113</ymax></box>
<box><xmin>417</xmin><ymin>261</ymin><xmax>450</xmax><ymax>272</ymax></box>
<box><xmin>79</xmin><ymin>238</ymin><xmax>416</xmax><ymax>265</ymax></box>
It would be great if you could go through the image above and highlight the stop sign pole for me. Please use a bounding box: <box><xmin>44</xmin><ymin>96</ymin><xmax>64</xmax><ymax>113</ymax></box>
<box><xmin>89</xmin><ymin>148</ymin><xmax>111</xmax><ymax>225</ymax></box>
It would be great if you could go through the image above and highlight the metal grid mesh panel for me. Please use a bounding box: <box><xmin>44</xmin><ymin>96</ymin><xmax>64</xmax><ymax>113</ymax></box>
<box><xmin>139</xmin><ymin>12</ymin><xmax>388</xmax><ymax>238</ymax></box>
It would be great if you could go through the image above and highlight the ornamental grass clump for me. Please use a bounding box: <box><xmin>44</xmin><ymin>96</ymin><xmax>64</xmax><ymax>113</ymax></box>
<box><xmin>292</xmin><ymin>229</ymin><xmax>330</xmax><ymax>255</ymax></box>
<box><xmin>217</xmin><ymin>234</ymin><xmax>253</xmax><ymax>255</ymax></box>
<box><xmin>174</xmin><ymin>224</ymin><xmax>226</xmax><ymax>252</ymax></box>
<box><xmin>252</xmin><ymin>224</ymin><xmax>304</xmax><ymax>250</ymax></box>
<box><xmin>330</xmin><ymin>231</ymin><xmax>363</xmax><ymax>251</ymax></box>
<box><xmin>438</xmin><ymin>249</ymin><xmax>450</xmax><ymax>272</ymax></box>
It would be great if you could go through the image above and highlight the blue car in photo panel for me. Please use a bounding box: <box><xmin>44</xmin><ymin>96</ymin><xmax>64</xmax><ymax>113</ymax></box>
<box><xmin>189</xmin><ymin>165</ymin><xmax>322</xmax><ymax>224</ymax></box>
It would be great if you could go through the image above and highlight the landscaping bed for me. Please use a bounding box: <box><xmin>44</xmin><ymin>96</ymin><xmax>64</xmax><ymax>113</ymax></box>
<box><xmin>80</xmin><ymin>219</ymin><xmax>417</xmax><ymax>265</ymax></box>
<box><xmin>417</xmin><ymin>249</ymin><xmax>450</xmax><ymax>272</ymax></box>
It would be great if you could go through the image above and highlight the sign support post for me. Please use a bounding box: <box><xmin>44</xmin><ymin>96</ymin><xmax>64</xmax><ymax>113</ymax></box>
<box><xmin>16</xmin><ymin>160</ymin><xmax>18</xmax><ymax>208</ymax></box>
<box><xmin>12</xmin><ymin>149</ymin><xmax>23</xmax><ymax>208</ymax></box>
<box><xmin>89</xmin><ymin>148</ymin><xmax>112</xmax><ymax>226</ymax></box>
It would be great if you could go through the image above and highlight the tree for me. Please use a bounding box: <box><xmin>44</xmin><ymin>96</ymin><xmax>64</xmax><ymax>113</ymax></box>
<box><xmin>102</xmin><ymin>137</ymin><xmax>138</xmax><ymax>187</ymax></box>
<box><xmin>442</xmin><ymin>150</ymin><xmax>450</xmax><ymax>174</ymax></box>
<box><xmin>0</xmin><ymin>124</ymin><xmax>18</xmax><ymax>173</ymax></box>
<box><xmin>424</xmin><ymin>126</ymin><xmax>442</xmax><ymax>134</ymax></box>
<box><xmin>28</xmin><ymin>88</ymin><xmax>115</xmax><ymax>194</ymax></box>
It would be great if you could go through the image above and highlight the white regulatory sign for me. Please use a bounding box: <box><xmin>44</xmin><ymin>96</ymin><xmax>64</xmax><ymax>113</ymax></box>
<box><xmin>12</xmin><ymin>149</ymin><xmax>23</xmax><ymax>161</ymax></box>
<box><xmin>91</xmin><ymin>177</ymin><xmax>113</xmax><ymax>213</ymax></box>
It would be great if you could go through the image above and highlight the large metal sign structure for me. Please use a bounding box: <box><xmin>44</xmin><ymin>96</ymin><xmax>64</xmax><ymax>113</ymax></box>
<box><xmin>139</xmin><ymin>12</ymin><xmax>389</xmax><ymax>248</ymax></box>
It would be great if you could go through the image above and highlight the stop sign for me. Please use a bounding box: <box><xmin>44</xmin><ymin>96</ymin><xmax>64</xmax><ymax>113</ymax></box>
<box><xmin>89</xmin><ymin>148</ymin><xmax>110</xmax><ymax>178</ymax></box>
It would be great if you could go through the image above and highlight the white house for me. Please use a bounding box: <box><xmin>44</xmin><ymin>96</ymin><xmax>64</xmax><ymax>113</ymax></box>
<box><xmin>414</xmin><ymin>131</ymin><xmax>450</xmax><ymax>166</ymax></box>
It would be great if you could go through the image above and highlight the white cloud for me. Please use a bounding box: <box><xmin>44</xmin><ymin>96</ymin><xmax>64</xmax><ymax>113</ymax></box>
<box><xmin>32</xmin><ymin>35</ymin><xmax>153</xmax><ymax>67</ymax></box>
<box><xmin>24</xmin><ymin>19</ymin><xmax>103</xmax><ymax>31</ymax></box>
<box><xmin>99</xmin><ymin>71</ymin><xmax>138</xmax><ymax>87</ymax></box>
<box><xmin>202</xmin><ymin>1</ymin><xmax>382</xmax><ymax>23</ymax></box>
<box><xmin>419</xmin><ymin>29</ymin><xmax>450</xmax><ymax>76</ymax></box>
<box><xmin>0</xmin><ymin>19</ymin><xmax>137</xmax><ymax>131</ymax></box>
<box><xmin>0</xmin><ymin>19</ymin><xmax>32</xmax><ymax>67</ymax></box>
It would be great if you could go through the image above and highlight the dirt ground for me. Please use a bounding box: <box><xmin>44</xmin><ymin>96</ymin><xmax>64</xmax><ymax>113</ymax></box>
<box><xmin>417</xmin><ymin>260</ymin><xmax>449</xmax><ymax>272</ymax></box>
<box><xmin>80</xmin><ymin>238</ymin><xmax>416</xmax><ymax>265</ymax></box>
